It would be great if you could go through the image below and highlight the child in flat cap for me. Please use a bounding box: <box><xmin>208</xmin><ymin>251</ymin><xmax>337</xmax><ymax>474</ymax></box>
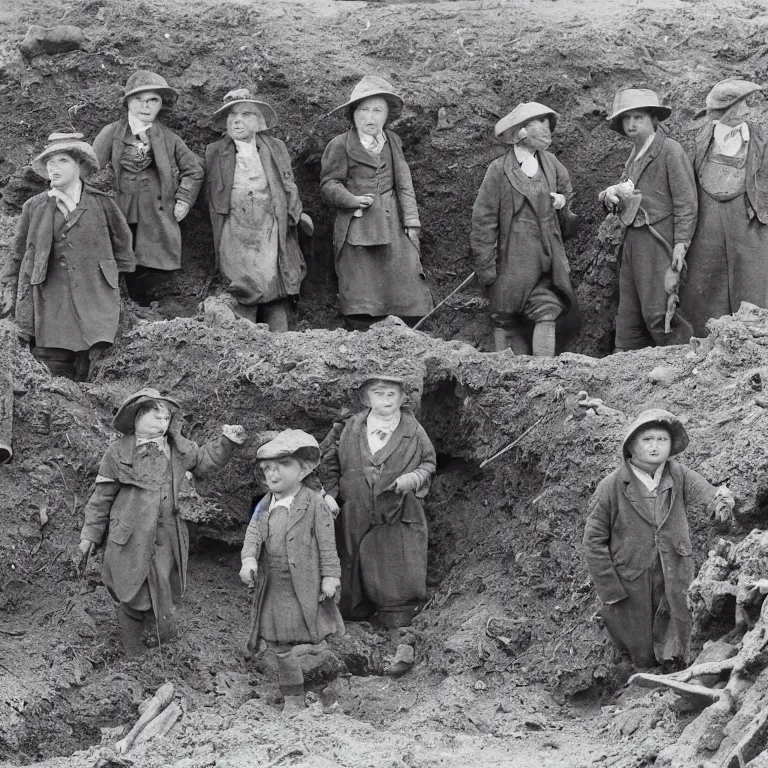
<box><xmin>240</xmin><ymin>429</ymin><xmax>344</xmax><ymax>712</ymax></box>
<box><xmin>78</xmin><ymin>388</ymin><xmax>245</xmax><ymax>658</ymax></box>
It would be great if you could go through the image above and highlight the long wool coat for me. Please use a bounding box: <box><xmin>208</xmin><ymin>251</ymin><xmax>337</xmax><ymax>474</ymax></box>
<box><xmin>10</xmin><ymin>186</ymin><xmax>135</xmax><ymax>348</ymax></box>
<box><xmin>80</xmin><ymin>429</ymin><xmax>236</xmax><ymax>603</ymax></box>
<box><xmin>471</xmin><ymin>149</ymin><xmax>580</xmax><ymax>340</ymax></box>
<box><xmin>92</xmin><ymin>119</ymin><xmax>204</xmax><ymax>271</ymax></box>
<box><xmin>321</xmin><ymin>410</ymin><xmax>436</xmax><ymax>619</ymax></box>
<box><xmin>242</xmin><ymin>484</ymin><xmax>344</xmax><ymax>650</ymax></box>
<box><xmin>583</xmin><ymin>459</ymin><xmax>718</xmax><ymax>666</ymax></box>
<box><xmin>205</xmin><ymin>134</ymin><xmax>306</xmax><ymax>298</ymax></box>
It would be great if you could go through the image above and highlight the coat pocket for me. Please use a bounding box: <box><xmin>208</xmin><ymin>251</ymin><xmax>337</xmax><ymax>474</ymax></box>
<box><xmin>99</xmin><ymin>260</ymin><xmax>119</xmax><ymax>290</ymax></box>
<box><xmin>108</xmin><ymin>519</ymin><xmax>133</xmax><ymax>546</ymax></box>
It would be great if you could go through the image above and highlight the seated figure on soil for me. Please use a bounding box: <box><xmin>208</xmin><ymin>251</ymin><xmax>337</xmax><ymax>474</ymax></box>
<box><xmin>0</xmin><ymin>133</ymin><xmax>135</xmax><ymax>381</ymax></box>
<box><xmin>679</xmin><ymin>79</ymin><xmax>768</xmax><ymax>337</ymax></box>
<box><xmin>78</xmin><ymin>388</ymin><xmax>245</xmax><ymax>658</ymax></box>
<box><xmin>599</xmin><ymin>89</ymin><xmax>698</xmax><ymax>351</ymax></box>
<box><xmin>93</xmin><ymin>70</ymin><xmax>204</xmax><ymax>307</ymax></box>
<box><xmin>239</xmin><ymin>430</ymin><xmax>344</xmax><ymax>713</ymax></box>
<box><xmin>582</xmin><ymin>409</ymin><xmax>734</xmax><ymax>668</ymax></box>
<box><xmin>471</xmin><ymin>101</ymin><xmax>581</xmax><ymax>356</ymax></box>
<box><xmin>205</xmin><ymin>88</ymin><xmax>313</xmax><ymax>333</ymax></box>
<box><xmin>320</xmin><ymin>76</ymin><xmax>434</xmax><ymax>332</ymax></box>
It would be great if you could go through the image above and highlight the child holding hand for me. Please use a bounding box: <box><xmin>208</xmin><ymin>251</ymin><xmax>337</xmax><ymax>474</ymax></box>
<box><xmin>240</xmin><ymin>429</ymin><xmax>344</xmax><ymax>712</ymax></box>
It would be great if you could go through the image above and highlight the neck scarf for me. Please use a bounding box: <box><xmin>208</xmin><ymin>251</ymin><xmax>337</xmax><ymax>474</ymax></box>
<box><xmin>633</xmin><ymin>132</ymin><xmax>656</xmax><ymax>163</ymax></box>
<box><xmin>47</xmin><ymin>178</ymin><xmax>83</xmax><ymax>217</ymax></box>
<box><xmin>233</xmin><ymin>137</ymin><xmax>258</xmax><ymax>157</ymax></box>
<box><xmin>513</xmin><ymin>144</ymin><xmax>539</xmax><ymax>178</ymax></box>
<box><xmin>269</xmin><ymin>492</ymin><xmax>296</xmax><ymax>511</ymax></box>
<box><xmin>135</xmin><ymin>434</ymin><xmax>171</xmax><ymax>459</ymax></box>
<box><xmin>358</xmin><ymin>130</ymin><xmax>387</xmax><ymax>155</ymax></box>
<box><xmin>366</xmin><ymin>411</ymin><xmax>401</xmax><ymax>453</ymax></box>
<box><xmin>713</xmin><ymin>121</ymin><xmax>749</xmax><ymax>157</ymax></box>
<box><xmin>128</xmin><ymin>113</ymin><xmax>153</xmax><ymax>140</ymax></box>
<box><xmin>629</xmin><ymin>460</ymin><xmax>666</xmax><ymax>492</ymax></box>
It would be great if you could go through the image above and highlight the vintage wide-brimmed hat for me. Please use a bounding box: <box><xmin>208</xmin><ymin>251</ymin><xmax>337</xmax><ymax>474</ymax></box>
<box><xmin>257</xmin><ymin>429</ymin><xmax>321</xmax><ymax>469</ymax></box>
<box><xmin>494</xmin><ymin>102</ymin><xmax>558</xmax><ymax>144</ymax></box>
<box><xmin>695</xmin><ymin>78</ymin><xmax>763</xmax><ymax>118</ymax></box>
<box><xmin>329</xmin><ymin>75</ymin><xmax>404</xmax><ymax>117</ymax></box>
<box><xmin>608</xmin><ymin>89</ymin><xmax>671</xmax><ymax>134</ymax></box>
<box><xmin>31</xmin><ymin>133</ymin><xmax>100</xmax><ymax>178</ymax></box>
<box><xmin>211</xmin><ymin>88</ymin><xmax>278</xmax><ymax>131</ymax></box>
<box><xmin>122</xmin><ymin>70</ymin><xmax>178</xmax><ymax>105</ymax></box>
<box><xmin>621</xmin><ymin>408</ymin><xmax>689</xmax><ymax>459</ymax></box>
<box><xmin>112</xmin><ymin>388</ymin><xmax>181</xmax><ymax>435</ymax></box>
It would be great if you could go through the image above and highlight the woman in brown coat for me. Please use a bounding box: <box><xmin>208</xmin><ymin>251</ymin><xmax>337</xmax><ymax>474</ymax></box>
<box><xmin>471</xmin><ymin>102</ymin><xmax>580</xmax><ymax>355</ymax></box>
<box><xmin>205</xmin><ymin>89</ymin><xmax>311</xmax><ymax>332</ymax></box>
<box><xmin>320</xmin><ymin>76</ymin><xmax>433</xmax><ymax>331</ymax></box>
<box><xmin>0</xmin><ymin>133</ymin><xmax>135</xmax><ymax>380</ymax></box>
<box><xmin>93</xmin><ymin>70</ymin><xmax>204</xmax><ymax>305</ymax></box>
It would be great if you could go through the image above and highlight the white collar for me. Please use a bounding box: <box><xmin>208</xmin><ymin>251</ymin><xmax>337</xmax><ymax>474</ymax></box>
<box><xmin>633</xmin><ymin>132</ymin><xmax>656</xmax><ymax>162</ymax></box>
<box><xmin>233</xmin><ymin>137</ymin><xmax>258</xmax><ymax>156</ymax></box>
<box><xmin>713</xmin><ymin>121</ymin><xmax>750</xmax><ymax>157</ymax></box>
<box><xmin>366</xmin><ymin>411</ymin><xmax>401</xmax><ymax>433</ymax></box>
<box><xmin>128</xmin><ymin>113</ymin><xmax>153</xmax><ymax>137</ymax></box>
<box><xmin>47</xmin><ymin>179</ymin><xmax>83</xmax><ymax>215</ymax></box>
<box><xmin>358</xmin><ymin>130</ymin><xmax>387</xmax><ymax>154</ymax></box>
<box><xmin>629</xmin><ymin>460</ymin><xmax>666</xmax><ymax>491</ymax></box>
<box><xmin>513</xmin><ymin>144</ymin><xmax>540</xmax><ymax>178</ymax></box>
<box><xmin>269</xmin><ymin>493</ymin><xmax>296</xmax><ymax>511</ymax></box>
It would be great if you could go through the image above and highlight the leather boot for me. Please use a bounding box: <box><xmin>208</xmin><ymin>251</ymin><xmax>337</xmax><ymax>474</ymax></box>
<box><xmin>532</xmin><ymin>320</ymin><xmax>556</xmax><ymax>357</ymax></box>
<box><xmin>385</xmin><ymin>643</ymin><xmax>415</xmax><ymax>677</ymax></box>
<box><xmin>118</xmin><ymin>608</ymin><xmax>147</xmax><ymax>659</ymax></box>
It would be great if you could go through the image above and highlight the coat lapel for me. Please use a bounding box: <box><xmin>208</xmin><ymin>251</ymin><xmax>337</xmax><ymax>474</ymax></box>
<box><xmin>286</xmin><ymin>486</ymin><xmax>311</xmax><ymax>532</ymax></box>
<box><xmin>345</xmin><ymin>129</ymin><xmax>381</xmax><ymax>169</ymax></box>
<box><xmin>218</xmin><ymin>138</ymin><xmax>236</xmax><ymax>193</ymax></box>
<box><xmin>370</xmin><ymin>413</ymin><xmax>415</xmax><ymax>466</ymax></box>
<box><xmin>627</xmin><ymin>128</ymin><xmax>665</xmax><ymax>185</ymax></box>
<box><xmin>620</xmin><ymin>464</ymin><xmax>658</xmax><ymax>527</ymax></box>
<box><xmin>148</xmin><ymin>123</ymin><xmax>174</xmax><ymax>200</ymax></box>
<box><xmin>29</xmin><ymin>197</ymin><xmax>57</xmax><ymax>285</ymax></box>
<box><xmin>502</xmin><ymin>150</ymin><xmax>532</xmax><ymax>197</ymax></box>
<box><xmin>61</xmin><ymin>197</ymin><xmax>87</xmax><ymax>233</ymax></box>
<box><xmin>111</xmin><ymin>121</ymin><xmax>126</xmax><ymax>178</ymax></box>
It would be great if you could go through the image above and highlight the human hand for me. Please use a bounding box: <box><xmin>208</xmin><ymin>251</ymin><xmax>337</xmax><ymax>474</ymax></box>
<box><xmin>324</xmin><ymin>494</ymin><xmax>340</xmax><ymax>517</ymax></box>
<box><xmin>222</xmin><ymin>425</ymin><xmax>247</xmax><ymax>445</ymax></box>
<box><xmin>78</xmin><ymin>539</ymin><xmax>95</xmax><ymax>559</ymax></box>
<box><xmin>354</xmin><ymin>195</ymin><xmax>374</xmax><ymax>209</ymax></box>
<box><xmin>598</xmin><ymin>186</ymin><xmax>620</xmax><ymax>209</ymax></box>
<box><xmin>672</xmin><ymin>243</ymin><xmax>688</xmax><ymax>273</ymax></box>
<box><xmin>299</xmin><ymin>212</ymin><xmax>314</xmax><ymax>236</ymax></box>
<box><xmin>320</xmin><ymin>576</ymin><xmax>341</xmax><ymax>602</ymax></box>
<box><xmin>173</xmin><ymin>201</ymin><xmax>190</xmax><ymax>222</ymax></box>
<box><xmin>394</xmin><ymin>473</ymin><xmax>419</xmax><ymax>494</ymax></box>
<box><xmin>405</xmin><ymin>226</ymin><xmax>421</xmax><ymax>246</ymax></box>
<box><xmin>550</xmin><ymin>193</ymin><xmax>566</xmax><ymax>211</ymax></box>
<box><xmin>239</xmin><ymin>557</ymin><xmax>258</xmax><ymax>586</ymax></box>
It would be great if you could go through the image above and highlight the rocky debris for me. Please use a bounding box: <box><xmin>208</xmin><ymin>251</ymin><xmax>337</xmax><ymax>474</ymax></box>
<box><xmin>19</xmin><ymin>25</ymin><xmax>85</xmax><ymax>58</ymax></box>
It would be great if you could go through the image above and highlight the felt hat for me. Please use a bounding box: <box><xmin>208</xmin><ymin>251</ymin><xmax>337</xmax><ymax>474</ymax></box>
<box><xmin>358</xmin><ymin>374</ymin><xmax>411</xmax><ymax>407</ymax></box>
<box><xmin>607</xmin><ymin>89</ymin><xmax>671</xmax><ymax>134</ymax></box>
<box><xmin>494</xmin><ymin>102</ymin><xmax>558</xmax><ymax>144</ymax></box>
<box><xmin>122</xmin><ymin>70</ymin><xmax>178</xmax><ymax>105</ymax></box>
<box><xmin>31</xmin><ymin>133</ymin><xmax>100</xmax><ymax>178</ymax></box>
<box><xmin>329</xmin><ymin>75</ymin><xmax>404</xmax><ymax>117</ymax></box>
<box><xmin>112</xmin><ymin>388</ymin><xmax>181</xmax><ymax>435</ymax></box>
<box><xmin>695</xmin><ymin>78</ymin><xmax>763</xmax><ymax>118</ymax></box>
<box><xmin>211</xmin><ymin>88</ymin><xmax>278</xmax><ymax>131</ymax></box>
<box><xmin>621</xmin><ymin>408</ymin><xmax>689</xmax><ymax>459</ymax></box>
<box><xmin>256</xmin><ymin>429</ymin><xmax>321</xmax><ymax>469</ymax></box>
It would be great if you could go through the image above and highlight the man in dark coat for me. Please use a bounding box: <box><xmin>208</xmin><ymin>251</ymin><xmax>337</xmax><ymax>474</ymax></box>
<box><xmin>583</xmin><ymin>409</ymin><xmax>734</xmax><ymax>667</ymax></box>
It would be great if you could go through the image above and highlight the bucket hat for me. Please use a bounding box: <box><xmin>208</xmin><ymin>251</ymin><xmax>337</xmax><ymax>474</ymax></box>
<box><xmin>608</xmin><ymin>89</ymin><xmax>671</xmax><ymax>134</ymax></box>
<box><xmin>256</xmin><ymin>429</ymin><xmax>321</xmax><ymax>469</ymax></box>
<box><xmin>112</xmin><ymin>388</ymin><xmax>181</xmax><ymax>435</ymax></box>
<box><xmin>31</xmin><ymin>133</ymin><xmax>100</xmax><ymax>178</ymax></box>
<box><xmin>621</xmin><ymin>408</ymin><xmax>688</xmax><ymax>459</ymax></box>
<box><xmin>494</xmin><ymin>102</ymin><xmax>558</xmax><ymax>144</ymax></box>
<box><xmin>329</xmin><ymin>75</ymin><xmax>404</xmax><ymax>118</ymax></box>
<box><xmin>122</xmin><ymin>70</ymin><xmax>178</xmax><ymax>105</ymax></box>
<box><xmin>211</xmin><ymin>88</ymin><xmax>278</xmax><ymax>131</ymax></box>
<box><xmin>695</xmin><ymin>78</ymin><xmax>762</xmax><ymax>119</ymax></box>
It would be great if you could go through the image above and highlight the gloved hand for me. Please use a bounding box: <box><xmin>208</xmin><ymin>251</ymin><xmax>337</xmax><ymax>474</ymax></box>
<box><xmin>395</xmin><ymin>472</ymin><xmax>420</xmax><ymax>494</ymax></box>
<box><xmin>598</xmin><ymin>186</ymin><xmax>620</xmax><ymax>209</ymax></box>
<box><xmin>354</xmin><ymin>195</ymin><xmax>374</xmax><ymax>209</ymax></box>
<box><xmin>173</xmin><ymin>201</ymin><xmax>190</xmax><ymax>222</ymax></box>
<box><xmin>405</xmin><ymin>226</ymin><xmax>421</xmax><ymax>247</ymax></box>
<box><xmin>239</xmin><ymin>557</ymin><xmax>258</xmax><ymax>586</ymax></box>
<box><xmin>222</xmin><ymin>424</ymin><xmax>247</xmax><ymax>444</ymax></box>
<box><xmin>323</xmin><ymin>494</ymin><xmax>340</xmax><ymax>517</ymax></box>
<box><xmin>671</xmin><ymin>243</ymin><xmax>688</xmax><ymax>273</ymax></box>
<box><xmin>320</xmin><ymin>576</ymin><xmax>341</xmax><ymax>602</ymax></box>
<box><xmin>549</xmin><ymin>193</ymin><xmax>566</xmax><ymax>210</ymax></box>
<box><xmin>713</xmin><ymin>485</ymin><xmax>735</xmax><ymax>523</ymax></box>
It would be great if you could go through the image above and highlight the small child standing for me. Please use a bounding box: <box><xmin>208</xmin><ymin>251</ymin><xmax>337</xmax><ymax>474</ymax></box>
<box><xmin>240</xmin><ymin>430</ymin><xmax>344</xmax><ymax>712</ymax></box>
<box><xmin>79</xmin><ymin>388</ymin><xmax>245</xmax><ymax>657</ymax></box>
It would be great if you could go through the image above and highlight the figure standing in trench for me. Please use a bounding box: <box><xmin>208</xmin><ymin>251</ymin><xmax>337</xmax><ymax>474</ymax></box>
<box><xmin>599</xmin><ymin>89</ymin><xmax>698</xmax><ymax>351</ymax></box>
<box><xmin>470</xmin><ymin>101</ymin><xmax>581</xmax><ymax>356</ymax></box>
<box><xmin>679</xmin><ymin>79</ymin><xmax>768</xmax><ymax>336</ymax></box>
<box><xmin>0</xmin><ymin>133</ymin><xmax>135</xmax><ymax>381</ymax></box>
<box><xmin>78</xmin><ymin>388</ymin><xmax>245</xmax><ymax>657</ymax></box>
<box><xmin>320</xmin><ymin>76</ymin><xmax>434</xmax><ymax>332</ymax></box>
<box><xmin>583</xmin><ymin>409</ymin><xmax>734</xmax><ymax>668</ymax></box>
<box><xmin>93</xmin><ymin>70</ymin><xmax>204</xmax><ymax>307</ymax></box>
<box><xmin>205</xmin><ymin>88</ymin><xmax>313</xmax><ymax>332</ymax></box>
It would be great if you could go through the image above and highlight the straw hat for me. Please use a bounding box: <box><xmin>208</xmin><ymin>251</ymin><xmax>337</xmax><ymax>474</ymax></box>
<box><xmin>607</xmin><ymin>89</ymin><xmax>671</xmax><ymax>134</ymax></box>
<box><xmin>210</xmin><ymin>88</ymin><xmax>278</xmax><ymax>131</ymax></box>
<box><xmin>122</xmin><ymin>70</ymin><xmax>178</xmax><ymax>105</ymax></box>
<box><xmin>112</xmin><ymin>388</ymin><xmax>181</xmax><ymax>435</ymax></box>
<box><xmin>695</xmin><ymin>78</ymin><xmax>762</xmax><ymax>118</ymax></box>
<box><xmin>329</xmin><ymin>75</ymin><xmax>404</xmax><ymax>118</ymax></box>
<box><xmin>31</xmin><ymin>133</ymin><xmax>100</xmax><ymax>178</ymax></box>
<box><xmin>494</xmin><ymin>102</ymin><xmax>559</xmax><ymax>144</ymax></box>
<box><xmin>621</xmin><ymin>408</ymin><xmax>688</xmax><ymax>459</ymax></box>
<box><xmin>256</xmin><ymin>429</ymin><xmax>321</xmax><ymax>469</ymax></box>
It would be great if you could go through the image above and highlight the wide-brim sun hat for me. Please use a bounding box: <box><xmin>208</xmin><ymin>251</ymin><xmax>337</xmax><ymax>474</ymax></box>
<box><xmin>621</xmin><ymin>408</ymin><xmax>689</xmax><ymax>459</ymax></box>
<box><xmin>256</xmin><ymin>429</ymin><xmax>321</xmax><ymax>470</ymax></box>
<box><xmin>112</xmin><ymin>388</ymin><xmax>181</xmax><ymax>435</ymax></box>
<box><xmin>31</xmin><ymin>133</ymin><xmax>100</xmax><ymax>178</ymax></box>
<box><xmin>608</xmin><ymin>88</ymin><xmax>671</xmax><ymax>135</ymax></box>
<box><xmin>122</xmin><ymin>70</ymin><xmax>178</xmax><ymax>106</ymax></box>
<box><xmin>494</xmin><ymin>102</ymin><xmax>559</xmax><ymax>144</ymax></box>
<box><xmin>328</xmin><ymin>75</ymin><xmax>404</xmax><ymax>118</ymax></box>
<box><xmin>211</xmin><ymin>88</ymin><xmax>279</xmax><ymax>131</ymax></box>
<box><xmin>694</xmin><ymin>78</ymin><xmax>763</xmax><ymax>119</ymax></box>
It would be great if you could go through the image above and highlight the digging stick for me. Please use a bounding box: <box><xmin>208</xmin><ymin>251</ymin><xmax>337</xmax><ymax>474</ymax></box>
<box><xmin>412</xmin><ymin>272</ymin><xmax>476</xmax><ymax>331</ymax></box>
<box><xmin>479</xmin><ymin>416</ymin><xmax>546</xmax><ymax>469</ymax></box>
